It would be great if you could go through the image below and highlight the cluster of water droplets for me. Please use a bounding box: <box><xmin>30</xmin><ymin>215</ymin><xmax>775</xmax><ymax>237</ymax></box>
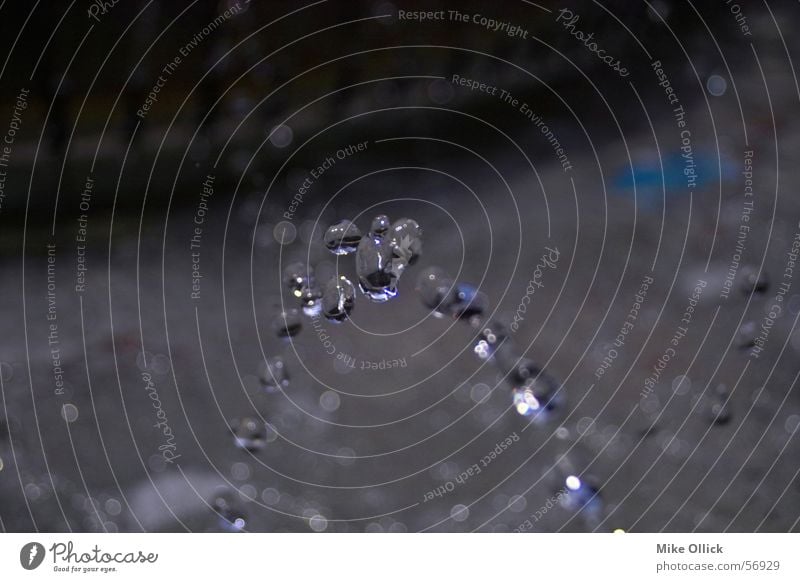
<box><xmin>227</xmin><ymin>216</ymin><xmax>424</xmax><ymax>455</ymax></box>
<box><xmin>416</xmin><ymin>266</ymin><xmax>487</xmax><ymax>323</ymax></box>
<box><xmin>325</xmin><ymin>215</ymin><xmax>423</xmax><ymax>303</ymax></box>
<box><xmin>416</xmin><ymin>266</ymin><xmax>564</xmax><ymax>424</ymax></box>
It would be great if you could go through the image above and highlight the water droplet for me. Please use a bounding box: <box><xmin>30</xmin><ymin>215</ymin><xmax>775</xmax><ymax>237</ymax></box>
<box><xmin>560</xmin><ymin>475</ymin><xmax>602</xmax><ymax>514</ymax></box>
<box><xmin>230</xmin><ymin>417</ymin><xmax>267</xmax><ymax>452</ymax></box>
<box><xmin>271</xmin><ymin>307</ymin><xmax>302</xmax><ymax>337</ymax></box>
<box><xmin>370</xmin><ymin>214</ymin><xmax>390</xmax><ymax>237</ymax></box>
<box><xmin>512</xmin><ymin>370</ymin><xmax>563</xmax><ymax>422</ymax></box>
<box><xmin>736</xmin><ymin>321</ymin><xmax>757</xmax><ymax>349</ymax></box>
<box><xmin>259</xmin><ymin>356</ymin><xmax>289</xmax><ymax>393</ymax></box>
<box><xmin>298</xmin><ymin>284</ymin><xmax>322</xmax><ymax>317</ymax></box>
<box><xmin>508</xmin><ymin>358</ymin><xmax>540</xmax><ymax>385</ymax></box>
<box><xmin>449</xmin><ymin>283</ymin><xmax>487</xmax><ymax>322</ymax></box>
<box><xmin>708</xmin><ymin>399</ymin><xmax>732</xmax><ymax>426</ymax></box>
<box><xmin>473</xmin><ymin>319</ymin><xmax>512</xmax><ymax>361</ymax></box>
<box><xmin>417</xmin><ymin>266</ymin><xmax>457</xmax><ymax>317</ymax></box>
<box><xmin>388</xmin><ymin>217</ymin><xmax>422</xmax><ymax>264</ymax></box>
<box><xmin>702</xmin><ymin>384</ymin><xmax>732</xmax><ymax>426</ymax></box>
<box><xmin>283</xmin><ymin>262</ymin><xmax>313</xmax><ymax>294</ymax></box>
<box><xmin>322</xmin><ymin>276</ymin><xmax>356</xmax><ymax>322</ymax></box>
<box><xmin>324</xmin><ymin>220</ymin><xmax>362</xmax><ymax>255</ymax></box>
<box><xmin>356</xmin><ymin>235</ymin><xmax>399</xmax><ymax>302</ymax></box>
<box><xmin>739</xmin><ymin>266</ymin><xmax>769</xmax><ymax>296</ymax></box>
<box><xmin>211</xmin><ymin>490</ymin><xmax>247</xmax><ymax>531</ymax></box>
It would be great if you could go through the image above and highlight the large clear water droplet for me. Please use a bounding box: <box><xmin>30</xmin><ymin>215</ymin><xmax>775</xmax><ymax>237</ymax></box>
<box><xmin>324</xmin><ymin>220</ymin><xmax>362</xmax><ymax>255</ymax></box>
<box><xmin>271</xmin><ymin>307</ymin><xmax>302</xmax><ymax>337</ymax></box>
<box><xmin>356</xmin><ymin>234</ymin><xmax>398</xmax><ymax>302</ymax></box>
<box><xmin>322</xmin><ymin>276</ymin><xmax>356</xmax><ymax>322</ymax></box>
<box><xmin>230</xmin><ymin>417</ymin><xmax>267</xmax><ymax>452</ymax></box>
<box><xmin>389</xmin><ymin>217</ymin><xmax>422</xmax><ymax>264</ymax></box>
<box><xmin>370</xmin><ymin>214</ymin><xmax>390</xmax><ymax>237</ymax></box>
<box><xmin>259</xmin><ymin>356</ymin><xmax>289</xmax><ymax>393</ymax></box>
<box><xmin>416</xmin><ymin>266</ymin><xmax>456</xmax><ymax>316</ymax></box>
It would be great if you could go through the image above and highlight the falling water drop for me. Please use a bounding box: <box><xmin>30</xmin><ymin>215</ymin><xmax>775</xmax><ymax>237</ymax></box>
<box><xmin>298</xmin><ymin>284</ymin><xmax>323</xmax><ymax>317</ymax></box>
<box><xmin>210</xmin><ymin>490</ymin><xmax>247</xmax><ymax>532</ymax></box>
<box><xmin>283</xmin><ymin>262</ymin><xmax>313</xmax><ymax>294</ymax></box>
<box><xmin>739</xmin><ymin>266</ymin><xmax>769</xmax><ymax>296</ymax></box>
<box><xmin>322</xmin><ymin>276</ymin><xmax>356</xmax><ymax>322</ymax></box>
<box><xmin>449</xmin><ymin>283</ymin><xmax>487</xmax><ymax>323</ymax></box>
<box><xmin>324</xmin><ymin>220</ymin><xmax>362</xmax><ymax>255</ymax></box>
<box><xmin>473</xmin><ymin>319</ymin><xmax>512</xmax><ymax>361</ymax></box>
<box><xmin>512</xmin><ymin>370</ymin><xmax>563</xmax><ymax>422</ymax></box>
<box><xmin>271</xmin><ymin>307</ymin><xmax>302</xmax><ymax>338</ymax></box>
<box><xmin>259</xmin><ymin>356</ymin><xmax>289</xmax><ymax>393</ymax></box>
<box><xmin>230</xmin><ymin>417</ymin><xmax>267</xmax><ymax>452</ymax></box>
<box><xmin>388</xmin><ymin>217</ymin><xmax>423</xmax><ymax>264</ymax></box>
<box><xmin>356</xmin><ymin>234</ymin><xmax>399</xmax><ymax>302</ymax></box>
<box><xmin>370</xmin><ymin>214</ymin><xmax>390</xmax><ymax>237</ymax></box>
<box><xmin>417</xmin><ymin>266</ymin><xmax>457</xmax><ymax>317</ymax></box>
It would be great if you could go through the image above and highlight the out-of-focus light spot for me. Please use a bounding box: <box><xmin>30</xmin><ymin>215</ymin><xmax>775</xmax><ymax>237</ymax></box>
<box><xmin>566</xmin><ymin>475</ymin><xmax>581</xmax><ymax>491</ymax></box>
<box><xmin>61</xmin><ymin>403</ymin><xmax>79</xmax><ymax>423</ymax></box>
<box><xmin>309</xmin><ymin>514</ymin><xmax>328</xmax><ymax>532</ymax></box>
<box><xmin>451</xmin><ymin>504</ymin><xmax>469</xmax><ymax>522</ymax></box>
<box><xmin>707</xmin><ymin>74</ymin><xmax>727</xmax><ymax>96</ymax></box>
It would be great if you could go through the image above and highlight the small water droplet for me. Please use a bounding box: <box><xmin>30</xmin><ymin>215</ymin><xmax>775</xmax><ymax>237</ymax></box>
<box><xmin>449</xmin><ymin>283</ymin><xmax>487</xmax><ymax>323</ymax></box>
<box><xmin>388</xmin><ymin>217</ymin><xmax>422</xmax><ymax>264</ymax></box>
<box><xmin>298</xmin><ymin>285</ymin><xmax>322</xmax><ymax>317</ymax></box>
<box><xmin>324</xmin><ymin>220</ymin><xmax>362</xmax><ymax>255</ymax></box>
<box><xmin>230</xmin><ymin>417</ymin><xmax>267</xmax><ymax>452</ymax></box>
<box><xmin>739</xmin><ymin>266</ymin><xmax>769</xmax><ymax>296</ymax></box>
<box><xmin>283</xmin><ymin>262</ymin><xmax>313</xmax><ymax>294</ymax></box>
<box><xmin>259</xmin><ymin>356</ymin><xmax>289</xmax><ymax>393</ymax></box>
<box><xmin>473</xmin><ymin>319</ymin><xmax>512</xmax><ymax>361</ymax></box>
<box><xmin>271</xmin><ymin>307</ymin><xmax>302</xmax><ymax>338</ymax></box>
<box><xmin>417</xmin><ymin>266</ymin><xmax>457</xmax><ymax>317</ymax></box>
<box><xmin>211</xmin><ymin>490</ymin><xmax>247</xmax><ymax>531</ymax></box>
<box><xmin>370</xmin><ymin>214</ymin><xmax>390</xmax><ymax>237</ymax></box>
<box><xmin>512</xmin><ymin>370</ymin><xmax>563</xmax><ymax>422</ymax></box>
<box><xmin>736</xmin><ymin>321</ymin><xmax>757</xmax><ymax>349</ymax></box>
<box><xmin>322</xmin><ymin>276</ymin><xmax>356</xmax><ymax>322</ymax></box>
